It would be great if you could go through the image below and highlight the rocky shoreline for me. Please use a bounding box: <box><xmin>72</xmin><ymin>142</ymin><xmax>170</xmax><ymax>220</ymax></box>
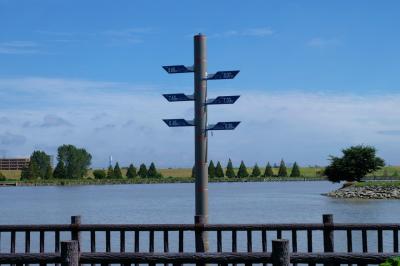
<box><xmin>324</xmin><ymin>184</ymin><xmax>400</xmax><ymax>199</ymax></box>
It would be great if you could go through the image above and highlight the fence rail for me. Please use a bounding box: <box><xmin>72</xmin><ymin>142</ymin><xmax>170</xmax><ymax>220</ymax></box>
<box><xmin>0</xmin><ymin>214</ymin><xmax>398</xmax><ymax>265</ymax></box>
<box><xmin>0</xmin><ymin>241</ymin><xmax>397</xmax><ymax>266</ymax></box>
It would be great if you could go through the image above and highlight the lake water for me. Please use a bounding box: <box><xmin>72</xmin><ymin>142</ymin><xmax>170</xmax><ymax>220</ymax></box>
<box><xmin>0</xmin><ymin>181</ymin><xmax>399</xmax><ymax>253</ymax></box>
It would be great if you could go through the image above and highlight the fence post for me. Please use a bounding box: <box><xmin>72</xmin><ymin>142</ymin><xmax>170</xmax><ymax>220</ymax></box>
<box><xmin>272</xmin><ymin>239</ymin><xmax>290</xmax><ymax>266</ymax></box>
<box><xmin>71</xmin><ymin>216</ymin><xmax>81</xmax><ymax>251</ymax></box>
<box><xmin>61</xmin><ymin>241</ymin><xmax>79</xmax><ymax>266</ymax></box>
<box><xmin>323</xmin><ymin>214</ymin><xmax>334</xmax><ymax>266</ymax></box>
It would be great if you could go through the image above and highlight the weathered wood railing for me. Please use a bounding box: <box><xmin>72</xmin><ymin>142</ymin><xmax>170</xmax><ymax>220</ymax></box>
<box><xmin>0</xmin><ymin>240</ymin><xmax>397</xmax><ymax>266</ymax></box>
<box><xmin>0</xmin><ymin>214</ymin><xmax>398</xmax><ymax>265</ymax></box>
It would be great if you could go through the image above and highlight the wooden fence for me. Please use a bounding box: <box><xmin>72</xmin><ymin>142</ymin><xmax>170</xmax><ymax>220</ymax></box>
<box><xmin>0</xmin><ymin>214</ymin><xmax>398</xmax><ymax>265</ymax></box>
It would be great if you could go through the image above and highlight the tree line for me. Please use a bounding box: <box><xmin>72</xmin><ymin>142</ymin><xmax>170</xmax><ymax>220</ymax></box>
<box><xmin>20</xmin><ymin>144</ymin><xmax>162</xmax><ymax>180</ymax></box>
<box><xmin>93</xmin><ymin>162</ymin><xmax>162</xmax><ymax>179</ymax></box>
<box><xmin>21</xmin><ymin>144</ymin><xmax>92</xmax><ymax>180</ymax></box>
<box><xmin>194</xmin><ymin>159</ymin><xmax>302</xmax><ymax>178</ymax></box>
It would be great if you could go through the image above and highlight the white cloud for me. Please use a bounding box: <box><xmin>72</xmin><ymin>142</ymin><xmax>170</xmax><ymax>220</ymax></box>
<box><xmin>1</xmin><ymin>77</ymin><xmax>400</xmax><ymax>167</ymax></box>
<box><xmin>210</xmin><ymin>27</ymin><xmax>274</xmax><ymax>38</ymax></box>
<box><xmin>307</xmin><ymin>37</ymin><xmax>341</xmax><ymax>48</ymax></box>
<box><xmin>0</xmin><ymin>41</ymin><xmax>39</xmax><ymax>54</ymax></box>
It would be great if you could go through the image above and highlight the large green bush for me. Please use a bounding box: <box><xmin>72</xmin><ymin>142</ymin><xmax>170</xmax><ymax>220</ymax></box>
<box><xmin>93</xmin><ymin>169</ymin><xmax>106</xmax><ymax>179</ymax></box>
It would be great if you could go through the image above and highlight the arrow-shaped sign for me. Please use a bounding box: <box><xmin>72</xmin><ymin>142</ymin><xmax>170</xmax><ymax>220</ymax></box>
<box><xmin>163</xmin><ymin>119</ymin><xmax>195</xmax><ymax>127</ymax></box>
<box><xmin>207</xmin><ymin>70</ymin><xmax>240</xmax><ymax>80</ymax></box>
<box><xmin>207</xmin><ymin>121</ymin><xmax>240</xmax><ymax>131</ymax></box>
<box><xmin>162</xmin><ymin>65</ymin><xmax>194</xmax><ymax>74</ymax></box>
<box><xmin>163</xmin><ymin>93</ymin><xmax>194</xmax><ymax>102</ymax></box>
<box><xmin>206</xmin><ymin>95</ymin><xmax>240</xmax><ymax>105</ymax></box>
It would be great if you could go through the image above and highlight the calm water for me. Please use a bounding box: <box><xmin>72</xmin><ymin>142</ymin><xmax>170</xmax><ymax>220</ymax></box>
<box><xmin>0</xmin><ymin>181</ymin><xmax>399</xmax><ymax>253</ymax></box>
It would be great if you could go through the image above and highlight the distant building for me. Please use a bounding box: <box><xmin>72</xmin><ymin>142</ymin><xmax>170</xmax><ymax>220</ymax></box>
<box><xmin>0</xmin><ymin>158</ymin><xmax>30</xmax><ymax>170</ymax></box>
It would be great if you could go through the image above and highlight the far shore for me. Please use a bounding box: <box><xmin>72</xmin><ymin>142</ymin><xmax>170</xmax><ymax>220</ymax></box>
<box><xmin>1</xmin><ymin>176</ymin><xmax>400</xmax><ymax>187</ymax></box>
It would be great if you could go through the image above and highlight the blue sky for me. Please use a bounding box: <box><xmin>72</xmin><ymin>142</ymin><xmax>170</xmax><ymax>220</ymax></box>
<box><xmin>1</xmin><ymin>1</ymin><xmax>400</xmax><ymax>167</ymax></box>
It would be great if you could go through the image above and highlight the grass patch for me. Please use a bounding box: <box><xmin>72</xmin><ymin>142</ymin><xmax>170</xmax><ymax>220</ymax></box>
<box><xmin>354</xmin><ymin>181</ymin><xmax>400</xmax><ymax>187</ymax></box>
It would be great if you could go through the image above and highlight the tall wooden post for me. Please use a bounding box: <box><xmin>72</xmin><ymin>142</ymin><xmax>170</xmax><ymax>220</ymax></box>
<box><xmin>272</xmin><ymin>239</ymin><xmax>290</xmax><ymax>266</ymax></box>
<box><xmin>61</xmin><ymin>241</ymin><xmax>79</xmax><ymax>266</ymax></box>
<box><xmin>194</xmin><ymin>33</ymin><xmax>209</xmax><ymax>253</ymax></box>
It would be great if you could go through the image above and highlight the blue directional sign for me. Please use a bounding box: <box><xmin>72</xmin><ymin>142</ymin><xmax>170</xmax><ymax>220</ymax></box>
<box><xmin>207</xmin><ymin>70</ymin><xmax>240</xmax><ymax>80</ymax></box>
<box><xmin>163</xmin><ymin>119</ymin><xmax>194</xmax><ymax>127</ymax></box>
<box><xmin>206</xmin><ymin>95</ymin><xmax>240</xmax><ymax>105</ymax></box>
<box><xmin>163</xmin><ymin>93</ymin><xmax>194</xmax><ymax>102</ymax></box>
<box><xmin>162</xmin><ymin>65</ymin><xmax>194</xmax><ymax>74</ymax></box>
<box><xmin>207</xmin><ymin>121</ymin><xmax>240</xmax><ymax>131</ymax></box>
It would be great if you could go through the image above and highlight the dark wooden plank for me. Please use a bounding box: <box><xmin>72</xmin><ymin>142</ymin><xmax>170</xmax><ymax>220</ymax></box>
<box><xmin>262</xmin><ymin>229</ymin><xmax>268</xmax><ymax>266</ymax></box>
<box><xmin>246</xmin><ymin>230</ymin><xmax>252</xmax><ymax>266</ymax></box>
<box><xmin>120</xmin><ymin>230</ymin><xmax>126</xmax><ymax>252</ymax></box>
<box><xmin>163</xmin><ymin>230</ymin><xmax>169</xmax><ymax>253</ymax></box>
<box><xmin>346</xmin><ymin>229</ymin><xmax>353</xmax><ymax>252</ymax></box>
<box><xmin>134</xmin><ymin>230</ymin><xmax>139</xmax><ymax>252</ymax></box>
<box><xmin>378</xmin><ymin>229</ymin><xmax>383</xmax><ymax>253</ymax></box>
<box><xmin>25</xmin><ymin>231</ymin><xmax>31</xmax><ymax>253</ymax></box>
<box><xmin>134</xmin><ymin>230</ymin><xmax>139</xmax><ymax>266</ymax></box>
<box><xmin>40</xmin><ymin>231</ymin><xmax>45</xmax><ymax>253</ymax></box>
<box><xmin>277</xmin><ymin>229</ymin><xmax>282</xmax><ymax>239</ymax></box>
<box><xmin>178</xmin><ymin>229</ymin><xmax>184</xmax><ymax>253</ymax></box>
<box><xmin>346</xmin><ymin>229</ymin><xmax>353</xmax><ymax>266</ymax></box>
<box><xmin>247</xmin><ymin>229</ymin><xmax>252</xmax><ymax>252</ymax></box>
<box><xmin>25</xmin><ymin>231</ymin><xmax>31</xmax><ymax>266</ymax></box>
<box><xmin>90</xmin><ymin>230</ymin><xmax>96</xmax><ymax>252</ymax></box>
<box><xmin>307</xmin><ymin>229</ymin><xmax>315</xmax><ymax>266</ymax></box>
<box><xmin>149</xmin><ymin>230</ymin><xmax>154</xmax><ymax>252</ymax></box>
<box><xmin>163</xmin><ymin>230</ymin><xmax>169</xmax><ymax>266</ymax></box>
<box><xmin>106</xmin><ymin>230</ymin><xmax>111</xmax><ymax>252</ymax></box>
<box><xmin>39</xmin><ymin>230</ymin><xmax>45</xmax><ymax>266</ymax></box>
<box><xmin>149</xmin><ymin>230</ymin><xmax>155</xmax><ymax>266</ymax></box>
<box><xmin>291</xmin><ymin>229</ymin><xmax>297</xmax><ymax>252</ymax></box>
<box><xmin>11</xmin><ymin>230</ymin><xmax>16</xmax><ymax>253</ymax></box>
<box><xmin>232</xmin><ymin>230</ymin><xmax>237</xmax><ymax>252</ymax></box>
<box><xmin>217</xmin><ymin>230</ymin><xmax>222</xmax><ymax>252</ymax></box>
<box><xmin>55</xmin><ymin>230</ymin><xmax>60</xmax><ymax>266</ymax></box>
<box><xmin>90</xmin><ymin>230</ymin><xmax>96</xmax><ymax>266</ymax></box>
<box><xmin>362</xmin><ymin>229</ymin><xmax>368</xmax><ymax>253</ymax></box>
<box><xmin>307</xmin><ymin>229</ymin><xmax>313</xmax><ymax>252</ymax></box>
<box><xmin>394</xmin><ymin>229</ymin><xmax>399</xmax><ymax>253</ymax></box>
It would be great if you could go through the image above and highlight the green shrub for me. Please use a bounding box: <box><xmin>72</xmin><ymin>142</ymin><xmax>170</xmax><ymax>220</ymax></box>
<box><xmin>380</xmin><ymin>257</ymin><xmax>400</xmax><ymax>266</ymax></box>
<box><xmin>93</xmin><ymin>169</ymin><xmax>106</xmax><ymax>179</ymax></box>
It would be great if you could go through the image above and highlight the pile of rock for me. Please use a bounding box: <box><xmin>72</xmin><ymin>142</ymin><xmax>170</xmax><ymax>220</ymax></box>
<box><xmin>324</xmin><ymin>184</ymin><xmax>400</xmax><ymax>199</ymax></box>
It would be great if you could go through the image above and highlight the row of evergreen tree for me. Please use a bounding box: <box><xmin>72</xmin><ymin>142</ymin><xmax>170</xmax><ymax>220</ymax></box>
<box><xmin>193</xmin><ymin>159</ymin><xmax>301</xmax><ymax>178</ymax></box>
<box><xmin>93</xmin><ymin>162</ymin><xmax>161</xmax><ymax>179</ymax></box>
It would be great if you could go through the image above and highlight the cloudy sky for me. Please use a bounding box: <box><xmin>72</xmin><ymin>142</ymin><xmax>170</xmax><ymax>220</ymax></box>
<box><xmin>1</xmin><ymin>1</ymin><xmax>400</xmax><ymax>167</ymax></box>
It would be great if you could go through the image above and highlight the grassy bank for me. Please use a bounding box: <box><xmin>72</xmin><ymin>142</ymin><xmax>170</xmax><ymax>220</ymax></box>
<box><xmin>354</xmin><ymin>181</ymin><xmax>400</xmax><ymax>187</ymax></box>
<box><xmin>1</xmin><ymin>166</ymin><xmax>400</xmax><ymax>180</ymax></box>
<box><xmin>0</xmin><ymin>176</ymin><xmax>332</xmax><ymax>186</ymax></box>
<box><xmin>2</xmin><ymin>166</ymin><xmax>400</xmax><ymax>185</ymax></box>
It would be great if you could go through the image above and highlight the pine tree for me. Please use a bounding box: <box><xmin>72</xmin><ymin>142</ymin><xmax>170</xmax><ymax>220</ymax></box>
<box><xmin>126</xmin><ymin>164</ymin><xmax>137</xmax><ymax>179</ymax></box>
<box><xmin>290</xmin><ymin>162</ymin><xmax>301</xmax><ymax>177</ymax></box>
<box><xmin>20</xmin><ymin>166</ymin><xmax>32</xmax><ymax>180</ymax></box>
<box><xmin>138</xmin><ymin>163</ymin><xmax>147</xmax><ymax>178</ymax></box>
<box><xmin>147</xmin><ymin>162</ymin><xmax>159</xmax><ymax>178</ymax></box>
<box><xmin>107</xmin><ymin>165</ymin><xmax>114</xmax><ymax>179</ymax></box>
<box><xmin>251</xmin><ymin>163</ymin><xmax>261</xmax><ymax>177</ymax></box>
<box><xmin>226</xmin><ymin>159</ymin><xmax>235</xmax><ymax>178</ymax></box>
<box><xmin>53</xmin><ymin>161</ymin><xmax>66</xmax><ymax>179</ymax></box>
<box><xmin>114</xmin><ymin>162</ymin><xmax>123</xmax><ymax>179</ymax></box>
<box><xmin>237</xmin><ymin>161</ymin><xmax>249</xmax><ymax>178</ymax></box>
<box><xmin>278</xmin><ymin>159</ymin><xmax>288</xmax><ymax>177</ymax></box>
<box><xmin>208</xmin><ymin>160</ymin><xmax>216</xmax><ymax>178</ymax></box>
<box><xmin>215</xmin><ymin>161</ymin><xmax>224</xmax><ymax>177</ymax></box>
<box><xmin>263</xmin><ymin>162</ymin><xmax>274</xmax><ymax>177</ymax></box>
